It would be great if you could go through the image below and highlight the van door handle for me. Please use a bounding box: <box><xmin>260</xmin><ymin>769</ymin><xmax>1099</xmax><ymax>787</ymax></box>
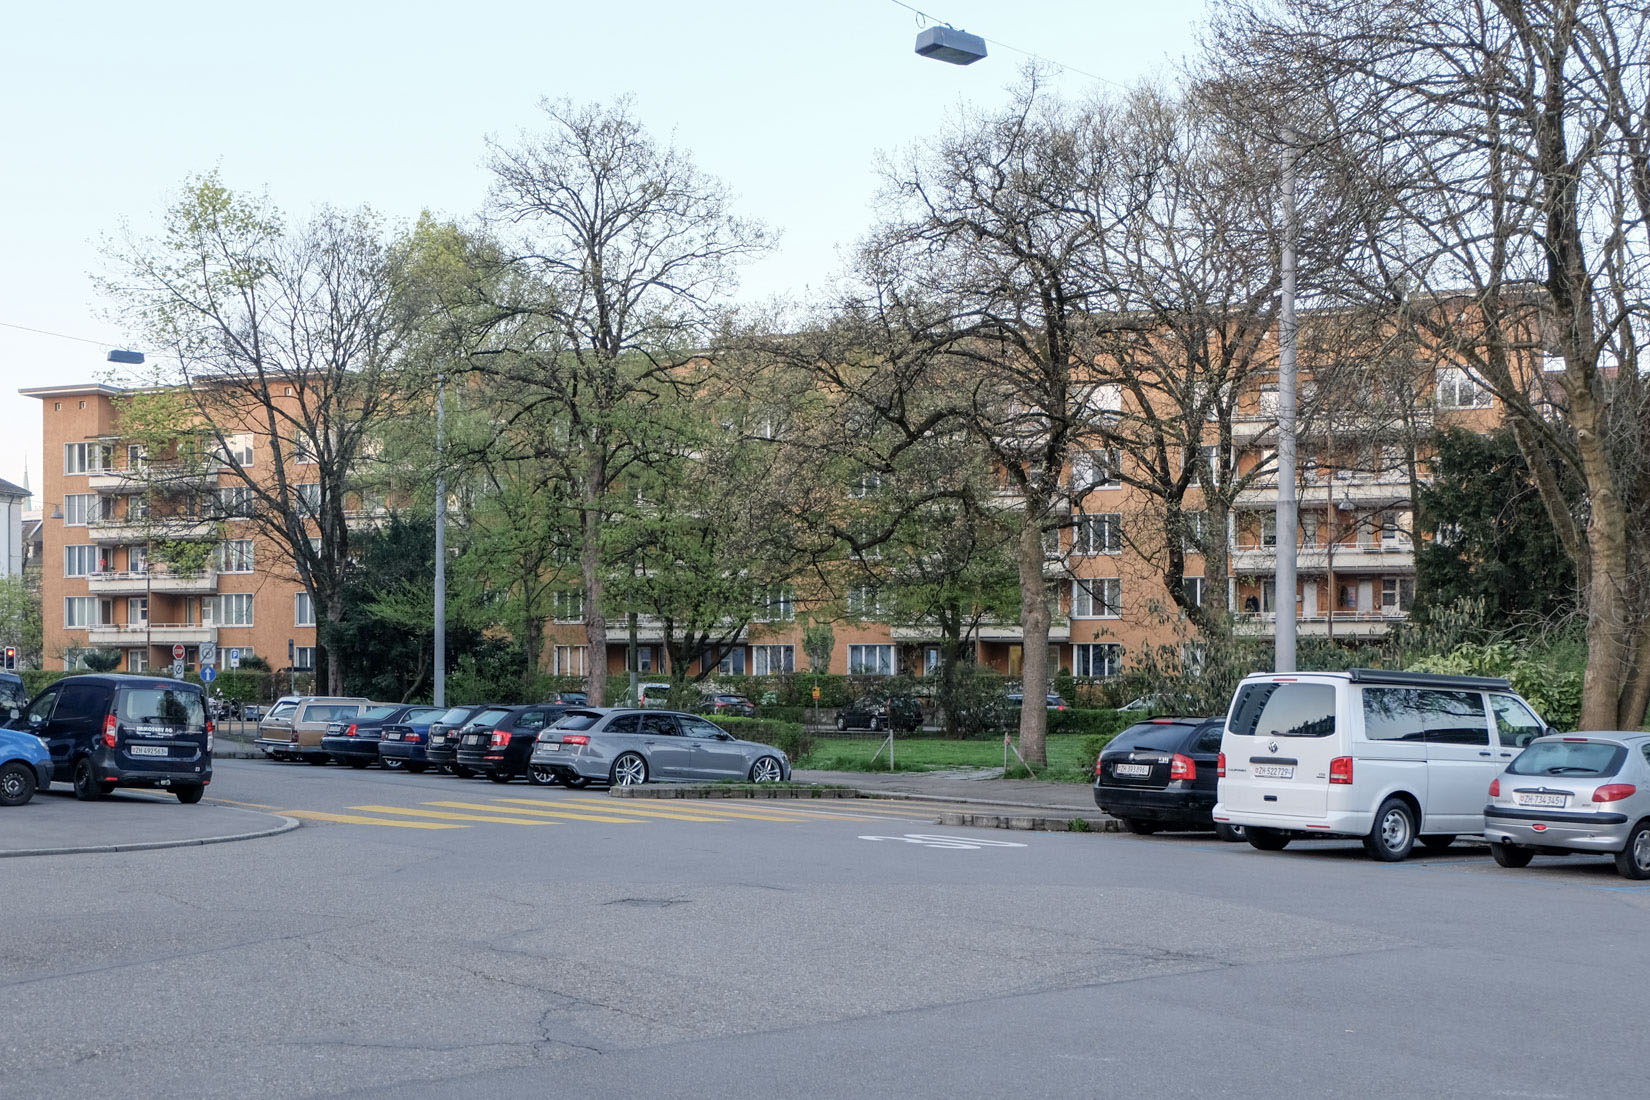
<box><xmin>1479</xmin><ymin>751</ymin><xmax>1492</xmax><ymax>757</ymax></box>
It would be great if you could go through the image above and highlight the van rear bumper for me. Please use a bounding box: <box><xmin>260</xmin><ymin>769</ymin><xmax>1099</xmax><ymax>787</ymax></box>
<box><xmin>1212</xmin><ymin>802</ymin><xmax>1373</xmax><ymax>837</ymax></box>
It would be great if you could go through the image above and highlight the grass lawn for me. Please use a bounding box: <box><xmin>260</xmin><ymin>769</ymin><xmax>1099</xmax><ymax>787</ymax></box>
<box><xmin>798</xmin><ymin>733</ymin><xmax>1105</xmax><ymax>783</ymax></box>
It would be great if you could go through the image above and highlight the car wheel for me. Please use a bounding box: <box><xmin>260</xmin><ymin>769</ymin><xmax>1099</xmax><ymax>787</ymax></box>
<box><xmin>1419</xmin><ymin>834</ymin><xmax>1455</xmax><ymax>852</ymax></box>
<box><xmin>1246</xmin><ymin>827</ymin><xmax>1290</xmax><ymax>851</ymax></box>
<box><xmin>563</xmin><ymin>775</ymin><xmax>591</xmax><ymax>790</ymax></box>
<box><xmin>174</xmin><ymin>784</ymin><xmax>205</xmax><ymax>805</ymax></box>
<box><xmin>1363</xmin><ymin>797</ymin><xmax>1417</xmax><ymax>862</ymax></box>
<box><xmin>380</xmin><ymin>757</ymin><xmax>405</xmax><ymax>771</ymax></box>
<box><xmin>610</xmin><ymin>752</ymin><xmax>648</xmax><ymax>786</ymax></box>
<box><xmin>1119</xmin><ymin>818</ymin><xmax>1156</xmax><ymax>835</ymax></box>
<box><xmin>835</xmin><ymin>715</ymin><xmax>846</xmax><ymax>731</ymax></box>
<box><xmin>526</xmin><ymin>765</ymin><xmax>558</xmax><ymax>787</ymax></box>
<box><xmin>749</xmin><ymin>756</ymin><xmax>784</xmax><ymax>783</ymax></box>
<box><xmin>1489</xmin><ymin>841</ymin><xmax>1534</xmax><ymax>869</ymax></box>
<box><xmin>487</xmin><ymin>771</ymin><xmax>511</xmax><ymax>784</ymax></box>
<box><xmin>347</xmin><ymin>758</ymin><xmax>370</xmax><ymax>769</ymax></box>
<box><xmin>72</xmin><ymin>758</ymin><xmax>105</xmax><ymax>801</ymax></box>
<box><xmin>0</xmin><ymin>761</ymin><xmax>36</xmax><ymax>807</ymax></box>
<box><xmin>1614</xmin><ymin>821</ymin><xmax>1650</xmax><ymax>879</ymax></box>
<box><xmin>406</xmin><ymin>762</ymin><xmax>427</xmax><ymax>774</ymax></box>
<box><xmin>1214</xmin><ymin>822</ymin><xmax>1247</xmax><ymax>842</ymax></box>
<box><xmin>451</xmin><ymin>764</ymin><xmax>475</xmax><ymax>778</ymax></box>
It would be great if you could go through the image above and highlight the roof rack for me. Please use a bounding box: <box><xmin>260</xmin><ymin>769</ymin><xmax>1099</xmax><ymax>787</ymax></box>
<box><xmin>1346</xmin><ymin>667</ymin><xmax>1511</xmax><ymax>691</ymax></box>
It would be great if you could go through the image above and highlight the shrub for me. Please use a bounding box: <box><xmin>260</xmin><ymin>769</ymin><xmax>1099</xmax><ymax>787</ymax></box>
<box><xmin>1407</xmin><ymin>641</ymin><xmax>1584</xmax><ymax>731</ymax></box>
<box><xmin>20</xmin><ymin>670</ymin><xmax>69</xmax><ymax>695</ymax></box>
<box><xmin>1049</xmin><ymin>708</ymin><xmax>1133</xmax><ymax>738</ymax></box>
<box><xmin>717</xmin><ymin>716</ymin><xmax>812</xmax><ymax>761</ymax></box>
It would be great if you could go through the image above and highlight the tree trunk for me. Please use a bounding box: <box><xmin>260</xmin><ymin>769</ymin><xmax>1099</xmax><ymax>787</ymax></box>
<box><xmin>582</xmin><ymin>501</ymin><xmax>608</xmax><ymax>707</ymax></box>
<box><xmin>322</xmin><ymin>593</ymin><xmax>345</xmax><ymax>695</ymax></box>
<box><xmin>1015</xmin><ymin>518</ymin><xmax>1051</xmax><ymax>767</ymax></box>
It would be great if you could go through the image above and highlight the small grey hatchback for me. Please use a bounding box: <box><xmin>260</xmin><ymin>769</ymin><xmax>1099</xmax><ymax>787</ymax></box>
<box><xmin>529</xmin><ymin>708</ymin><xmax>790</xmax><ymax>787</ymax></box>
<box><xmin>1483</xmin><ymin>732</ymin><xmax>1650</xmax><ymax>878</ymax></box>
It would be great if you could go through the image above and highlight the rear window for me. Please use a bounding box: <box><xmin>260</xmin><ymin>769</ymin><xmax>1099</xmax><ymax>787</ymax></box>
<box><xmin>267</xmin><ymin>701</ymin><xmax>298</xmax><ymax>720</ymax></box>
<box><xmin>552</xmin><ymin>711</ymin><xmax>602</xmax><ymax>731</ymax></box>
<box><xmin>466</xmin><ymin>708</ymin><xmax>511</xmax><ymax>728</ymax></box>
<box><xmin>361</xmin><ymin>705</ymin><xmax>400</xmax><ymax>721</ymax></box>
<box><xmin>1229</xmin><ymin>682</ymin><xmax>1337</xmax><ymax>738</ymax></box>
<box><xmin>436</xmin><ymin>706</ymin><xmax>473</xmax><ymax>724</ymax></box>
<box><xmin>304</xmin><ymin>704</ymin><xmax>362</xmax><ymax>723</ymax></box>
<box><xmin>116</xmin><ymin>686</ymin><xmax>206</xmax><ymax>731</ymax></box>
<box><xmin>0</xmin><ymin>680</ymin><xmax>24</xmax><ymax>708</ymax></box>
<box><xmin>1508</xmin><ymin>740</ymin><xmax>1627</xmax><ymax>777</ymax></box>
<box><xmin>1108</xmin><ymin>721</ymin><xmax>1200</xmax><ymax>753</ymax></box>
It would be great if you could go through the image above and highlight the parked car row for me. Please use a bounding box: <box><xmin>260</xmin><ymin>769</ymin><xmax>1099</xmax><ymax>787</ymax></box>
<box><xmin>1098</xmin><ymin>668</ymin><xmax>1650</xmax><ymax>880</ymax></box>
<box><xmin>256</xmin><ymin>697</ymin><xmax>792</xmax><ymax>787</ymax></box>
<box><xmin>0</xmin><ymin>673</ymin><xmax>213</xmax><ymax>807</ymax></box>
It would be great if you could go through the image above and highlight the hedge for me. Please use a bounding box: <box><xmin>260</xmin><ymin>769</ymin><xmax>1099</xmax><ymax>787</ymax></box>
<box><xmin>714</xmin><ymin>716</ymin><xmax>813</xmax><ymax>762</ymax></box>
<box><xmin>1048</xmin><ymin>708</ymin><xmax>1135</xmax><ymax>738</ymax></box>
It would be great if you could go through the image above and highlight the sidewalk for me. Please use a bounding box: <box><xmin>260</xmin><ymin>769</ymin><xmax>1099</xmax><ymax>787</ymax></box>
<box><xmin>1</xmin><ymin>789</ymin><xmax>297</xmax><ymax>858</ymax></box>
<box><xmin>792</xmin><ymin>767</ymin><xmax>1099</xmax><ymax>814</ymax></box>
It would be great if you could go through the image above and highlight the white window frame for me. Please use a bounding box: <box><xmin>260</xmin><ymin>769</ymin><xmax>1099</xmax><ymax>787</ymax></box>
<box><xmin>1072</xmin><ymin>578</ymin><xmax>1121</xmax><ymax>619</ymax></box>
<box><xmin>62</xmin><ymin>494</ymin><xmax>97</xmax><ymax>526</ymax></box>
<box><xmin>1073</xmin><ymin>642</ymin><xmax>1122</xmax><ymax>678</ymax></box>
<box><xmin>64</xmin><ymin>442</ymin><xmax>111</xmax><ymax>475</ymax></box>
<box><xmin>552</xmin><ymin>645</ymin><xmax>587</xmax><ymax>676</ymax></box>
<box><xmin>218</xmin><ymin>433</ymin><xmax>254</xmax><ymax>466</ymax></box>
<box><xmin>752</xmin><ymin>587</ymin><xmax>795</xmax><ymax>623</ymax></box>
<box><xmin>64</xmin><ymin>596</ymin><xmax>99</xmax><ymax>629</ymax></box>
<box><xmin>752</xmin><ymin>644</ymin><xmax>795</xmax><ymax>676</ymax></box>
<box><xmin>219</xmin><ymin>593</ymin><xmax>255</xmax><ymax>627</ymax></box>
<box><xmin>294</xmin><ymin>592</ymin><xmax>316</xmax><ymax>627</ymax></box>
<box><xmin>846</xmin><ymin>585</ymin><xmax>882</xmax><ymax>618</ymax></box>
<box><xmin>848</xmin><ymin>644</ymin><xmax>894</xmax><ymax>676</ymax></box>
<box><xmin>1436</xmin><ymin>367</ymin><xmax>1492</xmax><ymax>409</ymax></box>
<box><xmin>1074</xmin><ymin>514</ymin><xmax>1122</xmax><ymax>555</ymax></box>
<box><xmin>553</xmin><ymin>590</ymin><xmax>584</xmax><ymax>624</ymax></box>
<box><xmin>1183</xmin><ymin>576</ymin><xmax>1205</xmax><ymax>607</ymax></box>
<box><xmin>1071</xmin><ymin>448</ymin><xmax>1122</xmax><ymax>490</ymax></box>
<box><xmin>217</xmin><ymin>539</ymin><xmax>254</xmax><ymax>574</ymax></box>
<box><xmin>64</xmin><ymin>545</ymin><xmax>99</xmax><ymax>577</ymax></box>
<box><xmin>293</xmin><ymin>646</ymin><xmax>316</xmax><ymax>670</ymax></box>
<box><xmin>716</xmin><ymin>648</ymin><xmax>746</xmax><ymax>675</ymax></box>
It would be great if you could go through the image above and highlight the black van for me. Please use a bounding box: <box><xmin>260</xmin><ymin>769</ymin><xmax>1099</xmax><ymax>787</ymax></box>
<box><xmin>12</xmin><ymin>675</ymin><xmax>213</xmax><ymax>803</ymax></box>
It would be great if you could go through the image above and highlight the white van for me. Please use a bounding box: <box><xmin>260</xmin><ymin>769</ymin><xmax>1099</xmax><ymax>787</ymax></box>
<box><xmin>1213</xmin><ymin>669</ymin><xmax>1549</xmax><ymax>861</ymax></box>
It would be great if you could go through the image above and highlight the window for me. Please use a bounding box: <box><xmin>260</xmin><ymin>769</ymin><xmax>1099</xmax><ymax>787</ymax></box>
<box><xmin>924</xmin><ymin>647</ymin><xmax>940</xmax><ymax>674</ymax></box>
<box><xmin>1183</xmin><ymin>576</ymin><xmax>1205</xmax><ymax>607</ymax></box>
<box><xmin>127</xmin><ymin>597</ymin><xmax>148</xmax><ymax>624</ymax></box>
<box><xmin>1490</xmin><ymin>695</ymin><xmax>1546</xmax><ymax>749</ymax></box>
<box><xmin>1182</xmin><ymin>510</ymin><xmax>1208</xmax><ymax>553</ymax></box>
<box><xmin>1229</xmin><ymin>682</ymin><xmax>1337</xmax><ymax>738</ymax></box>
<box><xmin>1071</xmin><ymin>448</ymin><xmax>1122</xmax><ymax>490</ymax></box>
<box><xmin>552</xmin><ymin>645</ymin><xmax>587</xmax><ymax>675</ymax></box>
<box><xmin>64</xmin><ymin>597</ymin><xmax>100</xmax><ymax>628</ymax></box>
<box><xmin>846</xmin><ymin>585</ymin><xmax>882</xmax><ymax>617</ymax></box>
<box><xmin>216</xmin><ymin>486</ymin><xmax>255</xmax><ymax>518</ymax></box>
<box><xmin>64</xmin><ymin>545</ymin><xmax>99</xmax><ymax>577</ymax></box>
<box><xmin>627</xmin><ymin>647</ymin><xmax>655</xmax><ymax>673</ymax></box>
<box><xmin>215</xmin><ymin>593</ymin><xmax>254</xmax><ymax>626</ymax></box>
<box><xmin>848</xmin><ymin>644</ymin><xmax>894</xmax><ymax>675</ymax></box>
<box><xmin>294</xmin><ymin>592</ymin><xmax>315</xmax><ymax>627</ymax></box>
<box><xmin>1436</xmin><ymin>368</ymin><xmax>1491</xmax><ymax>409</ymax></box>
<box><xmin>1362</xmin><ymin>687</ymin><xmax>1487</xmax><ymax>745</ymax></box>
<box><xmin>217</xmin><ymin>433</ymin><xmax>254</xmax><ymax>466</ymax></box>
<box><xmin>63</xmin><ymin>494</ymin><xmax>97</xmax><ymax>526</ymax></box>
<box><xmin>1073</xmin><ymin>642</ymin><xmax>1122</xmax><ymax>677</ymax></box>
<box><xmin>753</xmin><ymin>645</ymin><xmax>794</xmax><ymax>675</ymax></box>
<box><xmin>129</xmin><ymin>546</ymin><xmax>148</xmax><ymax>573</ymax></box>
<box><xmin>1381</xmin><ymin>577</ymin><xmax>1414</xmax><ymax>613</ymax></box>
<box><xmin>1260</xmin><ymin>514</ymin><xmax>1277</xmax><ymax>548</ymax></box>
<box><xmin>553</xmin><ymin>590</ymin><xmax>584</xmax><ymax>623</ymax></box>
<box><xmin>64</xmin><ymin>442</ymin><xmax>111</xmax><ymax>474</ymax></box>
<box><xmin>127</xmin><ymin>444</ymin><xmax>146</xmax><ymax>470</ymax></box>
<box><xmin>752</xmin><ymin>587</ymin><xmax>795</xmax><ymax>623</ymax></box>
<box><xmin>716</xmin><ymin>648</ymin><xmax>746</xmax><ymax>675</ymax></box>
<box><xmin>214</xmin><ymin>540</ymin><xmax>253</xmax><ymax>573</ymax></box>
<box><xmin>293</xmin><ymin>646</ymin><xmax>315</xmax><ymax>670</ymax></box>
<box><xmin>1072</xmin><ymin>578</ymin><xmax>1121</xmax><ymax>618</ymax></box>
<box><xmin>1085</xmin><ymin>383</ymin><xmax>1123</xmax><ymax>416</ymax></box>
<box><xmin>295</xmin><ymin>484</ymin><xmax>321</xmax><ymax>512</ymax></box>
<box><xmin>128</xmin><ymin>649</ymin><xmax>147</xmax><ymax>672</ymax></box>
<box><xmin>293</xmin><ymin>433</ymin><xmax>318</xmax><ymax>464</ymax></box>
<box><xmin>1073</xmin><ymin>514</ymin><xmax>1122</xmax><ymax>555</ymax></box>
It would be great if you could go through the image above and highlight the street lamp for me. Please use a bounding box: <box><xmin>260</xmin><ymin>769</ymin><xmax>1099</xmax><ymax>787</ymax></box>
<box><xmin>915</xmin><ymin>26</ymin><xmax>987</xmax><ymax>65</ymax></box>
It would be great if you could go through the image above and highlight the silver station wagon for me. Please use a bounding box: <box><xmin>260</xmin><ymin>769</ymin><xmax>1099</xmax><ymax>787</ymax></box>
<box><xmin>1484</xmin><ymin>732</ymin><xmax>1650</xmax><ymax>878</ymax></box>
<box><xmin>528</xmin><ymin>708</ymin><xmax>791</xmax><ymax>788</ymax></box>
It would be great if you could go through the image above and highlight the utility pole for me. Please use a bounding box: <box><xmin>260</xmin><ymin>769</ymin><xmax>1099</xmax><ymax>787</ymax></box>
<box><xmin>1274</xmin><ymin>133</ymin><xmax>1300</xmax><ymax>673</ymax></box>
<box><xmin>433</xmin><ymin>375</ymin><xmax>447</xmax><ymax>708</ymax></box>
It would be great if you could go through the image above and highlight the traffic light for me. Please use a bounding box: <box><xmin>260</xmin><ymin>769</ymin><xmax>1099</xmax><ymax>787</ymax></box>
<box><xmin>4</xmin><ymin>647</ymin><xmax>16</xmax><ymax>670</ymax></box>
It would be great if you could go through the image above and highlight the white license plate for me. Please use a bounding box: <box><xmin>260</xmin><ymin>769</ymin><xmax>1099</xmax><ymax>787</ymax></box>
<box><xmin>1253</xmin><ymin>764</ymin><xmax>1294</xmax><ymax>779</ymax></box>
<box><xmin>464</xmin><ymin>735</ymin><xmax>482</xmax><ymax>745</ymax></box>
<box><xmin>383</xmin><ymin>732</ymin><xmax>401</xmax><ymax>740</ymax></box>
<box><xmin>541</xmin><ymin>743</ymin><xmax>560</xmax><ymax>751</ymax></box>
<box><xmin>1517</xmin><ymin>792</ymin><xmax>1568</xmax><ymax>808</ymax></box>
<box><xmin>1113</xmin><ymin>763</ymin><xmax>1151</xmax><ymax>777</ymax></box>
<box><xmin>130</xmin><ymin>745</ymin><xmax>167</xmax><ymax>757</ymax></box>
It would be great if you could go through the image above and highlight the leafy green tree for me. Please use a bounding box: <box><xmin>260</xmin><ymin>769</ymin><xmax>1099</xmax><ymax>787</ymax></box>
<box><xmin>0</xmin><ymin>575</ymin><xmax>42</xmax><ymax>667</ymax></box>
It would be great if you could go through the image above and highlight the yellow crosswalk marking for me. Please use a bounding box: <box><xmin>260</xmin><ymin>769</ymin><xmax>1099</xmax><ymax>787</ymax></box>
<box><xmin>493</xmin><ymin>797</ymin><xmax>833</xmax><ymax>824</ymax></box>
<box><xmin>348</xmin><ymin>805</ymin><xmax>562</xmax><ymax>826</ymax></box>
<box><xmin>422</xmin><ymin>800</ymin><xmax>648</xmax><ymax>824</ymax></box>
<box><xmin>286</xmin><ymin>809</ymin><xmax>463</xmax><ymax>830</ymax></box>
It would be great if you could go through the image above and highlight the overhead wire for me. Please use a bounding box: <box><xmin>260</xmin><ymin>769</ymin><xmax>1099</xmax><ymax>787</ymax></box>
<box><xmin>0</xmin><ymin>320</ymin><xmax>120</xmax><ymax>348</ymax></box>
<box><xmin>885</xmin><ymin>0</ymin><xmax>1128</xmax><ymax>89</ymax></box>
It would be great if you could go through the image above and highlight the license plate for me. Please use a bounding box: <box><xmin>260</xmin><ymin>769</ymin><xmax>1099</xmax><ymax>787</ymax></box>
<box><xmin>1253</xmin><ymin>764</ymin><xmax>1294</xmax><ymax>779</ymax></box>
<box><xmin>130</xmin><ymin>745</ymin><xmax>167</xmax><ymax>757</ymax></box>
<box><xmin>1517</xmin><ymin>792</ymin><xmax>1568</xmax><ymax>808</ymax></box>
<box><xmin>383</xmin><ymin>732</ymin><xmax>401</xmax><ymax>740</ymax></box>
<box><xmin>464</xmin><ymin>734</ymin><xmax>482</xmax><ymax>745</ymax></box>
<box><xmin>430</xmin><ymin>734</ymin><xmax>445</xmax><ymax>744</ymax></box>
<box><xmin>1113</xmin><ymin>763</ymin><xmax>1151</xmax><ymax>777</ymax></box>
<box><xmin>541</xmin><ymin>743</ymin><xmax>560</xmax><ymax>751</ymax></box>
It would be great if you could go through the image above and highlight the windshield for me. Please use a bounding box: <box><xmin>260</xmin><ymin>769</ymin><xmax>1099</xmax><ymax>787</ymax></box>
<box><xmin>552</xmin><ymin>711</ymin><xmax>602</xmax><ymax>731</ymax></box>
<box><xmin>1508</xmin><ymin>740</ymin><xmax>1627</xmax><ymax>778</ymax></box>
<box><xmin>116</xmin><ymin>686</ymin><xmax>206</xmax><ymax>731</ymax></box>
<box><xmin>0</xmin><ymin>681</ymin><xmax>24</xmax><ymax>708</ymax></box>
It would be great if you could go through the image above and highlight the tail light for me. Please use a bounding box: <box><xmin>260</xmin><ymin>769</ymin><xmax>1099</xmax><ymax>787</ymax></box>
<box><xmin>1489</xmin><ymin>778</ymin><xmax>1500</xmax><ymax>797</ymax></box>
<box><xmin>1169</xmin><ymin>754</ymin><xmax>1195</xmax><ymax>781</ymax></box>
<box><xmin>102</xmin><ymin>713</ymin><xmax>117</xmax><ymax>748</ymax></box>
<box><xmin>345</xmin><ymin>723</ymin><xmax>359</xmax><ymax>738</ymax></box>
<box><xmin>1594</xmin><ymin>784</ymin><xmax>1637</xmax><ymax>803</ymax></box>
<box><xmin>1094</xmin><ymin>756</ymin><xmax>1104</xmax><ymax>777</ymax></box>
<box><xmin>1217</xmin><ymin>752</ymin><xmax>1226</xmax><ymax>778</ymax></box>
<box><xmin>206</xmin><ymin>724</ymin><xmax>214</xmax><ymax>752</ymax></box>
<box><xmin>407</xmin><ymin>732</ymin><xmax>422</xmax><ymax>743</ymax></box>
<box><xmin>561</xmin><ymin>734</ymin><xmax>590</xmax><ymax>746</ymax></box>
<box><xmin>290</xmin><ymin>731</ymin><xmax>300</xmax><ymax>743</ymax></box>
<box><xmin>490</xmin><ymin>729</ymin><xmax>511</xmax><ymax>748</ymax></box>
<box><xmin>1329</xmin><ymin>756</ymin><xmax>1353</xmax><ymax>784</ymax></box>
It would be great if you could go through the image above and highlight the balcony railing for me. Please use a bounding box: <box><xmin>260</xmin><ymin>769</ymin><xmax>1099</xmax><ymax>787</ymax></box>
<box><xmin>1231</xmin><ymin>543</ymin><xmax>1416</xmax><ymax>574</ymax></box>
<box><xmin>87</xmin><ymin>570</ymin><xmax>219</xmax><ymax>595</ymax></box>
<box><xmin>1233</xmin><ymin>610</ymin><xmax>1407</xmax><ymax>639</ymax></box>
<box><xmin>84</xmin><ymin>623</ymin><xmax>218</xmax><ymax>647</ymax></box>
<box><xmin>86</xmin><ymin>518</ymin><xmax>218</xmax><ymax>544</ymax></box>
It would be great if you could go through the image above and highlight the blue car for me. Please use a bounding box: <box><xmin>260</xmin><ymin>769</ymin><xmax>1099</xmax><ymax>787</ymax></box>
<box><xmin>0</xmin><ymin>726</ymin><xmax>53</xmax><ymax>806</ymax></box>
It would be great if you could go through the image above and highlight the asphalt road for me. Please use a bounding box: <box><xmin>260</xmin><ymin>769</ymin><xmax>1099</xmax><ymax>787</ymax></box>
<box><xmin>2</xmin><ymin>758</ymin><xmax>1642</xmax><ymax>1098</ymax></box>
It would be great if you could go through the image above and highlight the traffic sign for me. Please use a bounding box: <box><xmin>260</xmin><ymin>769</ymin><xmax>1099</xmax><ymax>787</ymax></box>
<box><xmin>171</xmin><ymin>659</ymin><xmax>185</xmax><ymax>678</ymax></box>
<box><xmin>228</xmin><ymin>650</ymin><xmax>241</xmax><ymax>669</ymax></box>
<box><xmin>201</xmin><ymin>665</ymin><xmax>217</xmax><ymax>684</ymax></box>
<box><xmin>199</xmin><ymin>641</ymin><xmax>217</xmax><ymax>667</ymax></box>
<box><xmin>172</xmin><ymin>644</ymin><xmax>186</xmax><ymax>660</ymax></box>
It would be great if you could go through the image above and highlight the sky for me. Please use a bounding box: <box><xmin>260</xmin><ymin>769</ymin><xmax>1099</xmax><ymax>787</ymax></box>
<box><xmin>0</xmin><ymin>0</ymin><xmax>1211</xmax><ymax>502</ymax></box>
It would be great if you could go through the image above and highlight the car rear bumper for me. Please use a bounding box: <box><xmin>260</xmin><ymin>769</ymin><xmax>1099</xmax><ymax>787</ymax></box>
<box><xmin>1212</xmin><ymin>803</ymin><xmax>1373</xmax><ymax>836</ymax></box>
<box><xmin>321</xmin><ymin>738</ymin><xmax>381</xmax><ymax>761</ymax></box>
<box><xmin>530</xmin><ymin>749</ymin><xmax>609</xmax><ymax>780</ymax></box>
<box><xmin>1095</xmin><ymin>785</ymin><xmax>1215</xmax><ymax>824</ymax></box>
<box><xmin>1484</xmin><ymin>805</ymin><xmax>1633</xmax><ymax>851</ymax></box>
<box><xmin>377</xmin><ymin>741</ymin><xmax>427</xmax><ymax>762</ymax></box>
<box><xmin>456</xmin><ymin>748</ymin><xmax>513</xmax><ymax>771</ymax></box>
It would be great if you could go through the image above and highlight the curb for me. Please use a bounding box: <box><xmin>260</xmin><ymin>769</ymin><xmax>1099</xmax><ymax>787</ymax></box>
<box><xmin>937</xmin><ymin>811</ymin><xmax>1119</xmax><ymax>833</ymax></box>
<box><xmin>609</xmin><ymin>785</ymin><xmax>862</xmax><ymax>800</ymax></box>
<box><xmin>0</xmin><ymin>812</ymin><xmax>302</xmax><ymax>859</ymax></box>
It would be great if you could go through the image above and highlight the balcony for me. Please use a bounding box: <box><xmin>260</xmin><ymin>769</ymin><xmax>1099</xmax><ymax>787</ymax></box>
<box><xmin>86</xmin><ymin>517</ymin><xmax>217</xmax><ymax>545</ymax></box>
<box><xmin>84</xmin><ymin>623</ymin><xmax>219</xmax><ymax>647</ymax></box>
<box><xmin>87</xmin><ymin>570</ymin><xmax>219</xmax><ymax>596</ymax></box>
<box><xmin>1231</xmin><ymin>543</ymin><xmax>1416</xmax><ymax>575</ymax></box>
<box><xmin>1234</xmin><ymin>474</ymin><xmax>1416</xmax><ymax>509</ymax></box>
<box><xmin>87</xmin><ymin>462</ymin><xmax>223</xmax><ymax>496</ymax></box>
<box><xmin>1231</xmin><ymin>406</ymin><xmax>1432</xmax><ymax>441</ymax></box>
<box><xmin>1233</xmin><ymin>611</ymin><xmax>1406</xmax><ymax>640</ymax></box>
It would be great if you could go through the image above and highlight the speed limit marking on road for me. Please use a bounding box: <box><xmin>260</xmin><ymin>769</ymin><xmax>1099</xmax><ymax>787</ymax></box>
<box><xmin>859</xmin><ymin>833</ymin><xmax>1028</xmax><ymax>850</ymax></box>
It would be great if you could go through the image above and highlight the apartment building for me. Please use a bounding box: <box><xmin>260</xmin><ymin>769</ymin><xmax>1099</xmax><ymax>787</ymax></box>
<box><xmin>27</xmin><ymin>383</ymin><xmax>318</xmax><ymax>672</ymax></box>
